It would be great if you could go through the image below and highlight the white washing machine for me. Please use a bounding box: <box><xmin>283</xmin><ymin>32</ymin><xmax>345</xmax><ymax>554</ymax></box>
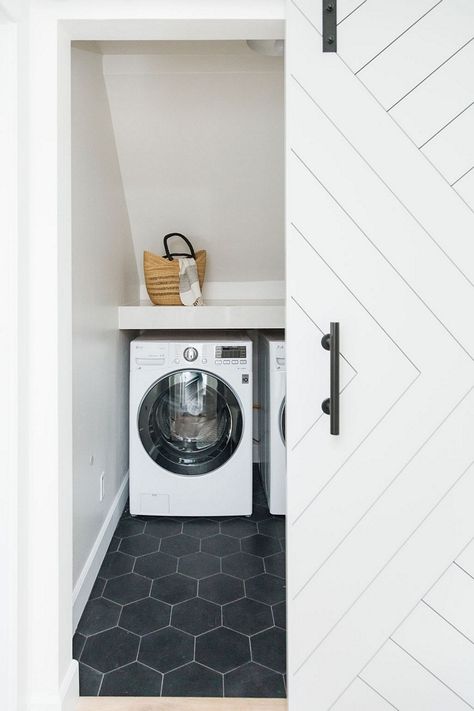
<box><xmin>259</xmin><ymin>332</ymin><xmax>286</xmax><ymax>515</ymax></box>
<box><xmin>129</xmin><ymin>332</ymin><xmax>253</xmax><ymax>516</ymax></box>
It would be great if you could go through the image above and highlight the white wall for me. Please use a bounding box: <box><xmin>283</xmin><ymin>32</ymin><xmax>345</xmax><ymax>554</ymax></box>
<box><xmin>101</xmin><ymin>42</ymin><xmax>284</xmax><ymax>295</ymax></box>
<box><xmin>13</xmin><ymin>6</ymin><xmax>284</xmax><ymax>707</ymax></box>
<box><xmin>0</xmin><ymin>17</ymin><xmax>19</xmax><ymax>711</ymax></box>
<box><xmin>71</xmin><ymin>47</ymin><xmax>139</xmax><ymax>589</ymax></box>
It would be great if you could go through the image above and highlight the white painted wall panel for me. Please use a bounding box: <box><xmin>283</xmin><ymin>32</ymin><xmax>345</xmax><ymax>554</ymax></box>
<box><xmin>456</xmin><ymin>538</ymin><xmax>474</xmax><ymax>578</ymax></box>
<box><xmin>289</xmin><ymin>5</ymin><xmax>474</xmax><ymax>284</ymax></box>
<box><xmin>422</xmin><ymin>104</ymin><xmax>474</xmax><ymax>184</ymax></box>
<box><xmin>362</xmin><ymin>639</ymin><xmax>472</xmax><ymax>711</ymax></box>
<box><xmin>338</xmin><ymin>0</ymin><xmax>368</xmax><ymax>25</ymax></box>
<box><xmin>454</xmin><ymin>168</ymin><xmax>474</xmax><ymax>210</ymax></box>
<box><xmin>71</xmin><ymin>48</ymin><xmax>139</xmax><ymax>585</ymax></box>
<box><xmin>338</xmin><ymin>0</ymin><xmax>438</xmax><ymax>73</ymax></box>
<box><xmin>390</xmin><ymin>40</ymin><xmax>474</xmax><ymax>146</ymax></box>
<box><xmin>358</xmin><ymin>0</ymin><xmax>474</xmax><ymax>109</ymax></box>
<box><xmin>332</xmin><ymin>677</ymin><xmax>396</xmax><ymax>711</ymax></box>
<box><xmin>424</xmin><ymin>564</ymin><xmax>474</xmax><ymax>642</ymax></box>
<box><xmin>289</xmin><ymin>81</ymin><xmax>474</xmax><ymax>355</ymax></box>
<box><xmin>393</xmin><ymin>602</ymin><xmax>474</xmax><ymax>705</ymax></box>
<box><xmin>291</xmin><ymin>389</ymin><xmax>474</xmax><ymax>671</ymax></box>
<box><xmin>103</xmin><ymin>47</ymin><xmax>284</xmax><ymax>291</ymax></box>
<box><xmin>290</xmin><ymin>456</ymin><xmax>474</xmax><ymax>709</ymax></box>
<box><xmin>288</xmin><ymin>2</ymin><xmax>474</xmax><ymax>705</ymax></box>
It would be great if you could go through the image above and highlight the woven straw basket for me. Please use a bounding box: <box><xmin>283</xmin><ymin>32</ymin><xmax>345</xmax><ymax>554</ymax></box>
<box><xmin>144</xmin><ymin>233</ymin><xmax>206</xmax><ymax>306</ymax></box>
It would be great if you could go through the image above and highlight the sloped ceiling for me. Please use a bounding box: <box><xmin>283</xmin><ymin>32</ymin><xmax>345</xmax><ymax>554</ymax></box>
<box><xmin>98</xmin><ymin>41</ymin><xmax>284</xmax><ymax>291</ymax></box>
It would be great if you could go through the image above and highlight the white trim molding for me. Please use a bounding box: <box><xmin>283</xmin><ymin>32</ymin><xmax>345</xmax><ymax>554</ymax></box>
<box><xmin>73</xmin><ymin>473</ymin><xmax>129</xmax><ymax>630</ymax></box>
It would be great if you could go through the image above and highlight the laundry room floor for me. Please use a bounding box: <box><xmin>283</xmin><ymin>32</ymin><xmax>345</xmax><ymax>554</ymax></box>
<box><xmin>73</xmin><ymin>468</ymin><xmax>286</xmax><ymax>697</ymax></box>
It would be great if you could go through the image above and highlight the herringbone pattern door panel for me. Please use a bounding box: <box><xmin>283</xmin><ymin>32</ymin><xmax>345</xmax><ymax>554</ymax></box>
<box><xmin>286</xmin><ymin>0</ymin><xmax>474</xmax><ymax>708</ymax></box>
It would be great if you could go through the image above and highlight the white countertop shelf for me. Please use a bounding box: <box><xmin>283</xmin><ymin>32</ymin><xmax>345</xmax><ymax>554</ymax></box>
<box><xmin>118</xmin><ymin>299</ymin><xmax>285</xmax><ymax>330</ymax></box>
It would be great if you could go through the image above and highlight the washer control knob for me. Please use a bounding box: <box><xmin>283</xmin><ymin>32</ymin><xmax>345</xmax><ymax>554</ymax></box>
<box><xmin>183</xmin><ymin>347</ymin><xmax>198</xmax><ymax>362</ymax></box>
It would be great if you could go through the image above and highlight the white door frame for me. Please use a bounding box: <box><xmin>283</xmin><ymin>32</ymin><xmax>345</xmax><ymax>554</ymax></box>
<box><xmin>15</xmin><ymin>2</ymin><xmax>284</xmax><ymax>709</ymax></box>
<box><xmin>0</xmin><ymin>8</ymin><xmax>19</xmax><ymax>711</ymax></box>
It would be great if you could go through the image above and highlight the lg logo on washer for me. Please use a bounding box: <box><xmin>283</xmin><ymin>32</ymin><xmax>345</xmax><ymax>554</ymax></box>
<box><xmin>129</xmin><ymin>333</ymin><xmax>253</xmax><ymax>517</ymax></box>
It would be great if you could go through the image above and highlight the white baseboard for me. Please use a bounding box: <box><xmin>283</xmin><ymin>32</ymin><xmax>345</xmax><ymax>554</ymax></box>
<box><xmin>27</xmin><ymin>660</ymin><xmax>78</xmax><ymax>711</ymax></box>
<box><xmin>60</xmin><ymin>660</ymin><xmax>79</xmax><ymax>711</ymax></box>
<box><xmin>72</xmin><ymin>472</ymin><xmax>129</xmax><ymax>631</ymax></box>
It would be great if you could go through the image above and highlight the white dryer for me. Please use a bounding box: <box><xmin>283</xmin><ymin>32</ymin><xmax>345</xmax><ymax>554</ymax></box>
<box><xmin>129</xmin><ymin>332</ymin><xmax>253</xmax><ymax>516</ymax></box>
<box><xmin>259</xmin><ymin>332</ymin><xmax>286</xmax><ymax>515</ymax></box>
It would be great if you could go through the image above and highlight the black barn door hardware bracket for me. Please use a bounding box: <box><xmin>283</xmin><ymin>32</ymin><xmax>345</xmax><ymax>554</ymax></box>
<box><xmin>322</xmin><ymin>0</ymin><xmax>337</xmax><ymax>52</ymax></box>
<box><xmin>321</xmin><ymin>322</ymin><xmax>340</xmax><ymax>435</ymax></box>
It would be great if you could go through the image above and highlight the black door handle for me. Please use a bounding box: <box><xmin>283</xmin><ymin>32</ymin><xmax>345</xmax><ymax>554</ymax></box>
<box><xmin>321</xmin><ymin>322</ymin><xmax>340</xmax><ymax>435</ymax></box>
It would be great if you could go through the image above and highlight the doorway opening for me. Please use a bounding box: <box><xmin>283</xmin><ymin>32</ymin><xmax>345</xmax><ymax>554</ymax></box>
<box><xmin>70</xmin><ymin>36</ymin><xmax>286</xmax><ymax>698</ymax></box>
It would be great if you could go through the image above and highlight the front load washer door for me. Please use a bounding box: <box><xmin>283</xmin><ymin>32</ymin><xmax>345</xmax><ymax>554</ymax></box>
<box><xmin>138</xmin><ymin>370</ymin><xmax>243</xmax><ymax>476</ymax></box>
<box><xmin>279</xmin><ymin>398</ymin><xmax>286</xmax><ymax>444</ymax></box>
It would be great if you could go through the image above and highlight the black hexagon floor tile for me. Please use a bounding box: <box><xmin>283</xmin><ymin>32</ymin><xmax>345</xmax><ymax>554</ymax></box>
<box><xmin>79</xmin><ymin>663</ymin><xmax>102</xmax><ymax>695</ymax></box>
<box><xmin>273</xmin><ymin>601</ymin><xmax>286</xmax><ymax>630</ymax></box>
<box><xmin>220</xmin><ymin>517</ymin><xmax>257</xmax><ymax>538</ymax></box>
<box><xmin>252</xmin><ymin>626</ymin><xmax>286</xmax><ymax>674</ymax></box>
<box><xmin>223</xmin><ymin>597</ymin><xmax>273</xmax><ymax>636</ymax></box>
<box><xmin>107</xmin><ymin>536</ymin><xmax>120</xmax><ymax>553</ymax></box>
<box><xmin>199</xmin><ymin>573</ymin><xmax>244</xmax><ymax>605</ymax></box>
<box><xmin>222</xmin><ymin>552</ymin><xmax>264</xmax><ymax>580</ymax></box>
<box><xmin>182</xmin><ymin>518</ymin><xmax>219</xmax><ymax>538</ymax></box>
<box><xmin>146</xmin><ymin>518</ymin><xmax>182</xmax><ymax>539</ymax></box>
<box><xmin>81</xmin><ymin>627</ymin><xmax>140</xmax><ymax>673</ymax></box>
<box><xmin>264</xmin><ymin>551</ymin><xmax>286</xmax><ymax>579</ymax></box>
<box><xmin>139</xmin><ymin>627</ymin><xmax>194</xmax><ymax>673</ymax></box>
<box><xmin>162</xmin><ymin>662</ymin><xmax>223</xmax><ymax>697</ymax></box>
<box><xmin>247</xmin><ymin>505</ymin><xmax>271</xmax><ymax>522</ymax></box>
<box><xmin>196</xmin><ymin>627</ymin><xmax>250</xmax><ymax>673</ymax></box>
<box><xmin>150</xmin><ymin>573</ymin><xmax>197</xmax><ymax>605</ymax></box>
<box><xmin>160</xmin><ymin>534</ymin><xmax>200</xmax><ymax>557</ymax></box>
<box><xmin>73</xmin><ymin>632</ymin><xmax>86</xmax><ymax>661</ymax></box>
<box><xmin>208</xmin><ymin>515</ymin><xmax>237</xmax><ymax>522</ymax></box>
<box><xmin>114</xmin><ymin>518</ymin><xmax>146</xmax><ymax>538</ymax></box>
<box><xmin>201</xmin><ymin>534</ymin><xmax>240</xmax><ymax>557</ymax></box>
<box><xmin>253</xmin><ymin>487</ymin><xmax>267</xmax><ymax>507</ymax></box>
<box><xmin>171</xmin><ymin>597</ymin><xmax>220</xmax><ymax>636</ymax></box>
<box><xmin>77</xmin><ymin>470</ymin><xmax>286</xmax><ymax>698</ymax></box>
<box><xmin>76</xmin><ymin>597</ymin><xmax>121</xmax><ymax>636</ymax></box>
<box><xmin>178</xmin><ymin>552</ymin><xmax>220</xmax><ymax>579</ymax></box>
<box><xmin>89</xmin><ymin>576</ymin><xmax>106</xmax><ymax>600</ymax></box>
<box><xmin>119</xmin><ymin>533</ymin><xmax>161</xmax><ymax>557</ymax></box>
<box><xmin>241</xmin><ymin>534</ymin><xmax>281</xmax><ymax>557</ymax></box>
<box><xmin>103</xmin><ymin>573</ymin><xmax>151</xmax><ymax>605</ymax></box>
<box><xmin>225</xmin><ymin>662</ymin><xmax>285</xmax><ymax>697</ymax></box>
<box><xmin>119</xmin><ymin>597</ymin><xmax>170</xmax><ymax>635</ymax></box>
<box><xmin>258</xmin><ymin>517</ymin><xmax>286</xmax><ymax>539</ymax></box>
<box><xmin>98</xmin><ymin>551</ymin><xmax>134</xmax><ymax>579</ymax></box>
<box><xmin>246</xmin><ymin>574</ymin><xmax>286</xmax><ymax>605</ymax></box>
<box><xmin>100</xmin><ymin>662</ymin><xmax>163</xmax><ymax>696</ymax></box>
<box><xmin>134</xmin><ymin>551</ymin><xmax>177</xmax><ymax>579</ymax></box>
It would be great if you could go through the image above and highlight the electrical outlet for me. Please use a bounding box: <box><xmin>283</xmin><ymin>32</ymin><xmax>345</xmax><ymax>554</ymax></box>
<box><xmin>99</xmin><ymin>472</ymin><xmax>105</xmax><ymax>502</ymax></box>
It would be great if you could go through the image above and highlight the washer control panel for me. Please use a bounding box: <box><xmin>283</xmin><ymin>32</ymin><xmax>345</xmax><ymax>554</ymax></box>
<box><xmin>215</xmin><ymin>345</ymin><xmax>247</xmax><ymax>365</ymax></box>
<box><xmin>183</xmin><ymin>346</ymin><xmax>198</xmax><ymax>362</ymax></box>
<box><xmin>215</xmin><ymin>345</ymin><xmax>247</xmax><ymax>360</ymax></box>
<box><xmin>132</xmin><ymin>340</ymin><xmax>250</xmax><ymax>370</ymax></box>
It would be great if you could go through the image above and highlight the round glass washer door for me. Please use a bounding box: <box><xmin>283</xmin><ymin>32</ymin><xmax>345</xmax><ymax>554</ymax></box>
<box><xmin>138</xmin><ymin>369</ymin><xmax>243</xmax><ymax>476</ymax></box>
<box><xmin>279</xmin><ymin>398</ymin><xmax>286</xmax><ymax>444</ymax></box>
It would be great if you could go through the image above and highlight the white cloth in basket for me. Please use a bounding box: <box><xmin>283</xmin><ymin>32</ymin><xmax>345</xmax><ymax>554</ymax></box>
<box><xmin>178</xmin><ymin>257</ymin><xmax>204</xmax><ymax>306</ymax></box>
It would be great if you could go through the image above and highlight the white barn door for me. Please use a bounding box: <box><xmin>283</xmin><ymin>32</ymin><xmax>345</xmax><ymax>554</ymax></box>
<box><xmin>286</xmin><ymin>1</ymin><xmax>474</xmax><ymax>709</ymax></box>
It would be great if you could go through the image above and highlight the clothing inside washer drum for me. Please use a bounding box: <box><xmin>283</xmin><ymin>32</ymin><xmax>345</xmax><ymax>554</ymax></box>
<box><xmin>167</xmin><ymin>376</ymin><xmax>225</xmax><ymax>449</ymax></box>
<box><xmin>138</xmin><ymin>370</ymin><xmax>244</xmax><ymax>476</ymax></box>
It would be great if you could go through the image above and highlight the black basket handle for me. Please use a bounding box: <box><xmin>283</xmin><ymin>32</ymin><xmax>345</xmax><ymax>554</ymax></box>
<box><xmin>163</xmin><ymin>233</ymin><xmax>196</xmax><ymax>261</ymax></box>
